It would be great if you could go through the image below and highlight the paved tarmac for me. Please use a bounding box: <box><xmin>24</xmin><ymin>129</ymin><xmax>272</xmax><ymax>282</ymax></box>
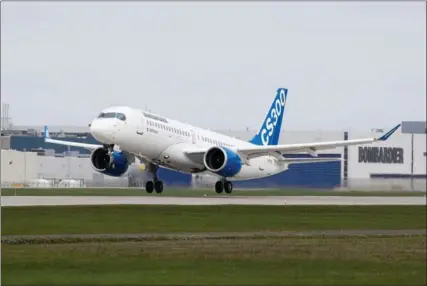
<box><xmin>1</xmin><ymin>195</ymin><xmax>425</xmax><ymax>206</ymax></box>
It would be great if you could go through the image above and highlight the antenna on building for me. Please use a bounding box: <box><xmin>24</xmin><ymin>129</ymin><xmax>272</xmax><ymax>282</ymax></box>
<box><xmin>1</xmin><ymin>102</ymin><xmax>13</xmax><ymax>131</ymax></box>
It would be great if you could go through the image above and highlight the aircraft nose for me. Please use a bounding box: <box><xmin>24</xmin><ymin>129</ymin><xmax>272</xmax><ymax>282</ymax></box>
<box><xmin>90</xmin><ymin>119</ymin><xmax>114</xmax><ymax>144</ymax></box>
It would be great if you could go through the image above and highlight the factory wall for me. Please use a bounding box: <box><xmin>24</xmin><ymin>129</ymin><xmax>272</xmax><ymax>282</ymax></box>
<box><xmin>35</xmin><ymin>155</ymin><xmax>192</xmax><ymax>187</ymax></box>
<box><xmin>234</xmin><ymin>153</ymin><xmax>342</xmax><ymax>189</ymax></box>
<box><xmin>0</xmin><ymin>150</ymin><xmax>191</xmax><ymax>187</ymax></box>
<box><xmin>7</xmin><ymin>131</ymin><xmax>344</xmax><ymax>188</ymax></box>
<box><xmin>5</xmin><ymin>127</ymin><xmax>425</xmax><ymax>190</ymax></box>
<box><xmin>37</xmin><ymin>156</ymin><xmax>94</xmax><ymax>180</ymax></box>
<box><xmin>346</xmin><ymin>131</ymin><xmax>426</xmax><ymax>191</ymax></box>
<box><xmin>0</xmin><ymin>136</ymin><xmax>11</xmax><ymax>149</ymax></box>
<box><xmin>1</xmin><ymin>150</ymin><xmax>38</xmax><ymax>184</ymax></box>
<box><xmin>348</xmin><ymin>132</ymin><xmax>426</xmax><ymax>178</ymax></box>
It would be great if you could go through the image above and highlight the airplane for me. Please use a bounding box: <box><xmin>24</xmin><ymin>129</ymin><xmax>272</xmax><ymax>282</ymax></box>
<box><xmin>43</xmin><ymin>88</ymin><xmax>401</xmax><ymax>194</ymax></box>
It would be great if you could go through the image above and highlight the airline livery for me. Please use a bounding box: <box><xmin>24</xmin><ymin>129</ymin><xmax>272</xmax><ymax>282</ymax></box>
<box><xmin>44</xmin><ymin>88</ymin><xmax>401</xmax><ymax>194</ymax></box>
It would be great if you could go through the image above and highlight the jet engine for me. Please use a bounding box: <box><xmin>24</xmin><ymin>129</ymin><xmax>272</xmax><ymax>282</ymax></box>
<box><xmin>203</xmin><ymin>146</ymin><xmax>242</xmax><ymax>177</ymax></box>
<box><xmin>90</xmin><ymin>147</ymin><xmax>129</xmax><ymax>177</ymax></box>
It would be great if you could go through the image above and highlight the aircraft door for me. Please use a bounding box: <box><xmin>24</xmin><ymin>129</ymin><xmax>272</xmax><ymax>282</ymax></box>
<box><xmin>190</xmin><ymin>130</ymin><xmax>196</xmax><ymax>144</ymax></box>
<box><xmin>137</xmin><ymin>116</ymin><xmax>145</xmax><ymax>135</ymax></box>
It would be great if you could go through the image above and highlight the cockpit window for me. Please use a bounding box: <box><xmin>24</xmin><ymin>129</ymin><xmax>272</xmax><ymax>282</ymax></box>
<box><xmin>116</xmin><ymin>113</ymin><xmax>126</xmax><ymax>121</ymax></box>
<box><xmin>98</xmin><ymin>112</ymin><xmax>116</xmax><ymax>118</ymax></box>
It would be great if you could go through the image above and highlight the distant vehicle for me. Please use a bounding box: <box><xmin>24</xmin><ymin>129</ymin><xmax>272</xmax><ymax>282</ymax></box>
<box><xmin>44</xmin><ymin>88</ymin><xmax>400</xmax><ymax>194</ymax></box>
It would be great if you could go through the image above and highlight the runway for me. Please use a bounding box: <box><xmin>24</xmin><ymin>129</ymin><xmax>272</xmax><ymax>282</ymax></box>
<box><xmin>1</xmin><ymin>195</ymin><xmax>425</xmax><ymax>206</ymax></box>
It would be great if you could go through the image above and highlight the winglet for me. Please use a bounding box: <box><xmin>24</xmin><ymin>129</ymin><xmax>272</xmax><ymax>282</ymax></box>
<box><xmin>43</xmin><ymin>125</ymin><xmax>50</xmax><ymax>139</ymax></box>
<box><xmin>378</xmin><ymin>124</ymin><xmax>401</xmax><ymax>141</ymax></box>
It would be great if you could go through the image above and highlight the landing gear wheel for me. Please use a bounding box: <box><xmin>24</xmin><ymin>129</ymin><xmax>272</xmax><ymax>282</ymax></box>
<box><xmin>224</xmin><ymin>181</ymin><xmax>233</xmax><ymax>194</ymax></box>
<box><xmin>154</xmin><ymin>181</ymin><xmax>164</xmax><ymax>194</ymax></box>
<box><xmin>215</xmin><ymin>181</ymin><xmax>224</xmax><ymax>194</ymax></box>
<box><xmin>145</xmin><ymin>181</ymin><xmax>154</xmax><ymax>193</ymax></box>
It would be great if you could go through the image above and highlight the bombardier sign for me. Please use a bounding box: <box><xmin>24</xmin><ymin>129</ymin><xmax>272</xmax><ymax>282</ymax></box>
<box><xmin>358</xmin><ymin>146</ymin><xmax>404</xmax><ymax>164</ymax></box>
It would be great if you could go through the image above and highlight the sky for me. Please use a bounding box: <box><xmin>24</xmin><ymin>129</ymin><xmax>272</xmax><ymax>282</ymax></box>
<box><xmin>1</xmin><ymin>1</ymin><xmax>426</xmax><ymax>131</ymax></box>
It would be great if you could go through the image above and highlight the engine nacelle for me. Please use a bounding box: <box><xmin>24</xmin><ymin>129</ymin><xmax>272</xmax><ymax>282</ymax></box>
<box><xmin>203</xmin><ymin>146</ymin><xmax>242</xmax><ymax>177</ymax></box>
<box><xmin>90</xmin><ymin>147</ymin><xmax>129</xmax><ymax>177</ymax></box>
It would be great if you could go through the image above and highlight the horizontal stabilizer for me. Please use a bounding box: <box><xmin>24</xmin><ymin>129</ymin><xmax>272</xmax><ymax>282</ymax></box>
<box><xmin>43</xmin><ymin>125</ymin><xmax>102</xmax><ymax>151</ymax></box>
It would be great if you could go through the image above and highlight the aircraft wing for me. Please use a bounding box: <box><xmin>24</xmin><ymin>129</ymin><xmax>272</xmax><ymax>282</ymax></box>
<box><xmin>236</xmin><ymin>124</ymin><xmax>401</xmax><ymax>160</ymax></box>
<box><xmin>43</xmin><ymin>126</ymin><xmax>102</xmax><ymax>151</ymax></box>
<box><xmin>184</xmin><ymin>124</ymin><xmax>401</xmax><ymax>163</ymax></box>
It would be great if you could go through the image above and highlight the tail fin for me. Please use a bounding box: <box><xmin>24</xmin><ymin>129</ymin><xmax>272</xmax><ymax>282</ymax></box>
<box><xmin>43</xmin><ymin>125</ymin><xmax>50</xmax><ymax>139</ymax></box>
<box><xmin>249</xmin><ymin>88</ymin><xmax>288</xmax><ymax>146</ymax></box>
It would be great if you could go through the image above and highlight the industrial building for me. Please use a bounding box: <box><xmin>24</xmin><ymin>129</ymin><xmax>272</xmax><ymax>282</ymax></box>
<box><xmin>1</xmin><ymin>123</ymin><xmax>425</xmax><ymax>191</ymax></box>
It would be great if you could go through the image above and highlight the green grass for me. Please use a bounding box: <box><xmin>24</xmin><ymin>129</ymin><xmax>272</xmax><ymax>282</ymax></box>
<box><xmin>2</xmin><ymin>205</ymin><xmax>426</xmax><ymax>235</ymax></box>
<box><xmin>1</xmin><ymin>187</ymin><xmax>425</xmax><ymax>197</ymax></box>
<box><xmin>2</xmin><ymin>236</ymin><xmax>426</xmax><ymax>285</ymax></box>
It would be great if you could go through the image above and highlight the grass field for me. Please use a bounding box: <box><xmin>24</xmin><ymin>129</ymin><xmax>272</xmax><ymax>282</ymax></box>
<box><xmin>1</xmin><ymin>187</ymin><xmax>426</xmax><ymax>197</ymax></box>
<box><xmin>2</xmin><ymin>236</ymin><xmax>426</xmax><ymax>285</ymax></box>
<box><xmin>2</xmin><ymin>205</ymin><xmax>426</xmax><ymax>235</ymax></box>
<box><xmin>2</xmin><ymin>205</ymin><xmax>426</xmax><ymax>285</ymax></box>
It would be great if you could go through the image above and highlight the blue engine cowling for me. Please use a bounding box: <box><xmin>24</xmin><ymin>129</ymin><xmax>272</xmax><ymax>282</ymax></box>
<box><xmin>90</xmin><ymin>147</ymin><xmax>129</xmax><ymax>177</ymax></box>
<box><xmin>203</xmin><ymin>146</ymin><xmax>242</xmax><ymax>177</ymax></box>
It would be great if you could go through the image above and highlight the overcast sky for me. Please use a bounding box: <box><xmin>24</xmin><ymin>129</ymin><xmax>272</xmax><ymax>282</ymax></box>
<box><xmin>1</xmin><ymin>1</ymin><xmax>426</xmax><ymax>131</ymax></box>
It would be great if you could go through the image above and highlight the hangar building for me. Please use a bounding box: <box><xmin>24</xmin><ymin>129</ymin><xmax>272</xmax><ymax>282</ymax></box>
<box><xmin>1</xmin><ymin>123</ymin><xmax>425</xmax><ymax>191</ymax></box>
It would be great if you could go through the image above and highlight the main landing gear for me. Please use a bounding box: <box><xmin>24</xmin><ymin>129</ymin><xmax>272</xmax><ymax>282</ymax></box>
<box><xmin>145</xmin><ymin>163</ymin><xmax>164</xmax><ymax>194</ymax></box>
<box><xmin>215</xmin><ymin>180</ymin><xmax>233</xmax><ymax>194</ymax></box>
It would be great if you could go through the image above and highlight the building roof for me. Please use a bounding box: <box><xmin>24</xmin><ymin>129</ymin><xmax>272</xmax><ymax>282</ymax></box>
<box><xmin>10</xmin><ymin>125</ymin><xmax>91</xmax><ymax>133</ymax></box>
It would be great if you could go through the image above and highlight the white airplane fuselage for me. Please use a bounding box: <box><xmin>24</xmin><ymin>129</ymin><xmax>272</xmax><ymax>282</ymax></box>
<box><xmin>90</xmin><ymin>106</ymin><xmax>288</xmax><ymax>181</ymax></box>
